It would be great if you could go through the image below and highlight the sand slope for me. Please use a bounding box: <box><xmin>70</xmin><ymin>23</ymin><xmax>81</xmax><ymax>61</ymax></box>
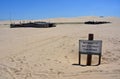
<box><xmin>0</xmin><ymin>16</ymin><xmax>120</xmax><ymax>79</ymax></box>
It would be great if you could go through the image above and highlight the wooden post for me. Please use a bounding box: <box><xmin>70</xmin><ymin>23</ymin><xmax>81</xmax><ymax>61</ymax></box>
<box><xmin>79</xmin><ymin>51</ymin><xmax>81</xmax><ymax>65</ymax></box>
<box><xmin>87</xmin><ymin>34</ymin><xmax>94</xmax><ymax>65</ymax></box>
<box><xmin>98</xmin><ymin>54</ymin><xmax>101</xmax><ymax>65</ymax></box>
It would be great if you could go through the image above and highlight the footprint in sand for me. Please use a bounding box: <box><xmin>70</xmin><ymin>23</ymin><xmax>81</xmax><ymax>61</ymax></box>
<box><xmin>54</xmin><ymin>60</ymin><xmax>62</xmax><ymax>63</ymax></box>
<box><xmin>0</xmin><ymin>64</ymin><xmax>15</xmax><ymax>79</ymax></box>
<box><xmin>64</xmin><ymin>56</ymin><xmax>70</xmax><ymax>63</ymax></box>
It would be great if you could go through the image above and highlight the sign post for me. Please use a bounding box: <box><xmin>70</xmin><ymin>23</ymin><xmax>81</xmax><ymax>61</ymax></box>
<box><xmin>79</xmin><ymin>34</ymin><xmax>102</xmax><ymax>66</ymax></box>
<box><xmin>87</xmin><ymin>34</ymin><xmax>93</xmax><ymax>65</ymax></box>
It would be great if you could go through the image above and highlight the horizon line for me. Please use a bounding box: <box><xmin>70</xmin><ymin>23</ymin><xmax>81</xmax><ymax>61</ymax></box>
<box><xmin>0</xmin><ymin>15</ymin><xmax>120</xmax><ymax>21</ymax></box>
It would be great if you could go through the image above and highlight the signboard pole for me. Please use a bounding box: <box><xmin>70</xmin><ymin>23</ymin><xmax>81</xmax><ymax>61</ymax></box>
<box><xmin>79</xmin><ymin>51</ymin><xmax>81</xmax><ymax>65</ymax></box>
<box><xmin>98</xmin><ymin>53</ymin><xmax>102</xmax><ymax>65</ymax></box>
<box><xmin>87</xmin><ymin>34</ymin><xmax>94</xmax><ymax>65</ymax></box>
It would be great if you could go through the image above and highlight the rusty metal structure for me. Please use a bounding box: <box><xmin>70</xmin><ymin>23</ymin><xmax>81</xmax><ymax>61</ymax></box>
<box><xmin>10</xmin><ymin>22</ymin><xmax>56</xmax><ymax>28</ymax></box>
<box><xmin>85</xmin><ymin>21</ymin><xmax>111</xmax><ymax>24</ymax></box>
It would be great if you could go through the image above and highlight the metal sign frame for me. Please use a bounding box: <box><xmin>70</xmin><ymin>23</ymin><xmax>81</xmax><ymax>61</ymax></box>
<box><xmin>78</xmin><ymin>34</ymin><xmax>102</xmax><ymax>66</ymax></box>
<box><xmin>79</xmin><ymin>40</ymin><xmax>102</xmax><ymax>55</ymax></box>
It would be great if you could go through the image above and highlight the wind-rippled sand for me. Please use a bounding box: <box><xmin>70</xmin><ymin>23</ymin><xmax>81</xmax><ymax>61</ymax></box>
<box><xmin>0</xmin><ymin>16</ymin><xmax>120</xmax><ymax>79</ymax></box>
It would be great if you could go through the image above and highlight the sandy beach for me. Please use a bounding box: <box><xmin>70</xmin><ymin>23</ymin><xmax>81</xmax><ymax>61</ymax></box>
<box><xmin>0</xmin><ymin>16</ymin><xmax>120</xmax><ymax>79</ymax></box>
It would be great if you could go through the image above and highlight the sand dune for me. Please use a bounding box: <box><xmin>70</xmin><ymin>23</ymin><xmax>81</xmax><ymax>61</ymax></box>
<box><xmin>0</xmin><ymin>16</ymin><xmax>120</xmax><ymax>79</ymax></box>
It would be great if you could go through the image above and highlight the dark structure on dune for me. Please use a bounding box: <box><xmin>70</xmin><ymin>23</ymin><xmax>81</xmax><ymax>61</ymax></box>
<box><xmin>10</xmin><ymin>22</ymin><xmax>56</xmax><ymax>28</ymax></box>
<box><xmin>84</xmin><ymin>21</ymin><xmax>111</xmax><ymax>24</ymax></box>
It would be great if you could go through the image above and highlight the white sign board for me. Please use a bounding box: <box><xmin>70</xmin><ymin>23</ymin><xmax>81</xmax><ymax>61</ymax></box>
<box><xmin>79</xmin><ymin>40</ymin><xmax>102</xmax><ymax>54</ymax></box>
